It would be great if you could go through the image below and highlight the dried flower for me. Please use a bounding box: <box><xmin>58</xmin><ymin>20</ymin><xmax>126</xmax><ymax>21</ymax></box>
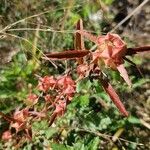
<box><xmin>37</xmin><ymin>76</ymin><xmax>56</xmax><ymax>92</ymax></box>
<box><xmin>26</xmin><ymin>93</ymin><xmax>38</xmax><ymax>105</ymax></box>
<box><xmin>11</xmin><ymin>109</ymin><xmax>29</xmax><ymax>132</ymax></box>
<box><xmin>2</xmin><ymin>130</ymin><xmax>12</xmax><ymax>141</ymax></box>
<box><xmin>54</xmin><ymin>100</ymin><xmax>66</xmax><ymax>116</ymax></box>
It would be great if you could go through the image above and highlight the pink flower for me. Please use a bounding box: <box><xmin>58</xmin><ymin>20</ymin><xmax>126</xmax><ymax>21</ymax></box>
<box><xmin>44</xmin><ymin>94</ymin><xmax>53</xmax><ymax>104</ymax></box>
<box><xmin>11</xmin><ymin>109</ymin><xmax>29</xmax><ymax>132</ymax></box>
<box><xmin>57</xmin><ymin>76</ymin><xmax>75</xmax><ymax>87</ymax></box>
<box><xmin>54</xmin><ymin>100</ymin><xmax>66</xmax><ymax>116</ymax></box>
<box><xmin>2</xmin><ymin>131</ymin><xmax>12</xmax><ymax>140</ymax></box>
<box><xmin>94</xmin><ymin>33</ymin><xmax>127</xmax><ymax>68</ymax></box>
<box><xmin>13</xmin><ymin>109</ymin><xmax>28</xmax><ymax>122</ymax></box>
<box><xmin>77</xmin><ymin>64</ymin><xmax>89</xmax><ymax>77</ymax></box>
<box><xmin>93</xmin><ymin>33</ymin><xmax>131</xmax><ymax>86</ymax></box>
<box><xmin>26</xmin><ymin>94</ymin><xmax>38</xmax><ymax>105</ymax></box>
<box><xmin>57</xmin><ymin>75</ymin><xmax>76</xmax><ymax>99</ymax></box>
<box><xmin>37</xmin><ymin>76</ymin><xmax>56</xmax><ymax>92</ymax></box>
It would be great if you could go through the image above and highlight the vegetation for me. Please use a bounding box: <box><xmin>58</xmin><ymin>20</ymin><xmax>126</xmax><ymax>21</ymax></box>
<box><xmin>0</xmin><ymin>0</ymin><xmax>149</xmax><ymax>149</ymax></box>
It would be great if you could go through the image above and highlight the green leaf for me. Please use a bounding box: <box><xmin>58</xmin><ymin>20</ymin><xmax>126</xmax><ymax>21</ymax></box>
<box><xmin>46</xmin><ymin>128</ymin><xmax>58</xmax><ymax>139</ymax></box>
<box><xmin>69</xmin><ymin>13</ymin><xmax>80</xmax><ymax>25</ymax></box>
<box><xmin>51</xmin><ymin>143</ymin><xmax>68</xmax><ymax>150</ymax></box>
<box><xmin>99</xmin><ymin>117</ymin><xmax>112</xmax><ymax>130</ymax></box>
<box><xmin>127</xmin><ymin>116</ymin><xmax>141</xmax><ymax>124</ymax></box>
<box><xmin>79</xmin><ymin>94</ymin><xmax>90</xmax><ymax>107</ymax></box>
<box><xmin>70</xmin><ymin>141</ymin><xmax>85</xmax><ymax>150</ymax></box>
<box><xmin>133</xmin><ymin>79</ymin><xmax>149</xmax><ymax>89</ymax></box>
<box><xmin>76</xmin><ymin>79</ymin><xmax>92</xmax><ymax>93</ymax></box>
<box><xmin>102</xmin><ymin>0</ymin><xmax>114</xmax><ymax>5</ymax></box>
<box><xmin>87</xmin><ymin>137</ymin><xmax>100</xmax><ymax>150</ymax></box>
<box><xmin>32</xmin><ymin>120</ymin><xmax>49</xmax><ymax>131</ymax></box>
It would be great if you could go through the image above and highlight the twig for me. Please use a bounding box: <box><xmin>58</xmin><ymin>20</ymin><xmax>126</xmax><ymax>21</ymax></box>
<box><xmin>0</xmin><ymin>4</ymin><xmax>85</xmax><ymax>33</ymax></box>
<box><xmin>0</xmin><ymin>111</ymin><xmax>15</xmax><ymax>122</ymax></box>
<box><xmin>110</xmin><ymin>0</ymin><xmax>149</xmax><ymax>32</ymax></box>
<box><xmin>1</xmin><ymin>32</ymin><xmax>57</xmax><ymax>68</ymax></box>
<box><xmin>7</xmin><ymin>28</ymin><xmax>75</xmax><ymax>33</ymax></box>
<box><xmin>126</xmin><ymin>46</ymin><xmax>150</xmax><ymax>55</ymax></box>
<box><xmin>140</xmin><ymin>119</ymin><xmax>150</xmax><ymax>130</ymax></box>
<box><xmin>68</xmin><ymin>127</ymin><xmax>144</xmax><ymax>146</ymax></box>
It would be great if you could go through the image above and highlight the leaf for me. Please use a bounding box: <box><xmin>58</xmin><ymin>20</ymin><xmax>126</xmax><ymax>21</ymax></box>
<box><xmin>78</xmin><ymin>94</ymin><xmax>90</xmax><ymax>107</ymax></box>
<box><xmin>51</xmin><ymin>143</ymin><xmax>68</xmax><ymax>150</ymax></box>
<box><xmin>117</xmin><ymin>64</ymin><xmax>131</xmax><ymax>87</ymax></box>
<box><xmin>43</xmin><ymin>50</ymin><xmax>89</xmax><ymax>60</ymax></box>
<box><xmin>46</xmin><ymin>128</ymin><xmax>58</xmax><ymax>139</ymax></box>
<box><xmin>133</xmin><ymin>78</ymin><xmax>149</xmax><ymax>89</ymax></box>
<box><xmin>87</xmin><ymin>137</ymin><xmax>100</xmax><ymax>150</ymax></box>
<box><xmin>127</xmin><ymin>116</ymin><xmax>140</xmax><ymax>124</ymax></box>
<box><xmin>32</xmin><ymin>120</ymin><xmax>49</xmax><ymax>131</ymax></box>
<box><xmin>100</xmin><ymin>79</ymin><xmax>129</xmax><ymax>117</ymax></box>
<box><xmin>99</xmin><ymin>117</ymin><xmax>112</xmax><ymax>130</ymax></box>
<box><xmin>73</xmin><ymin>142</ymin><xmax>85</xmax><ymax>150</ymax></box>
<box><xmin>76</xmin><ymin>79</ymin><xmax>92</xmax><ymax>93</ymax></box>
<box><xmin>68</xmin><ymin>13</ymin><xmax>80</xmax><ymax>25</ymax></box>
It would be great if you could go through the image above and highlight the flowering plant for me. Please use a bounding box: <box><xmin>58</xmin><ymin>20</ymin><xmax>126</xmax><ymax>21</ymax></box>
<box><xmin>0</xmin><ymin>19</ymin><xmax>149</xmax><ymax>143</ymax></box>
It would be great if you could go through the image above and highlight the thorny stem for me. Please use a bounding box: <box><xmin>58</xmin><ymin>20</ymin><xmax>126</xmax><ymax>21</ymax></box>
<box><xmin>0</xmin><ymin>111</ymin><xmax>17</xmax><ymax>122</ymax></box>
<box><xmin>126</xmin><ymin>46</ymin><xmax>150</xmax><ymax>55</ymax></box>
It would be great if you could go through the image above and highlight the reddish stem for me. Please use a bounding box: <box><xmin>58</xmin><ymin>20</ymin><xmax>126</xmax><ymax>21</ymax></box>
<box><xmin>44</xmin><ymin>50</ymin><xmax>90</xmax><ymax>60</ymax></box>
<box><xmin>126</xmin><ymin>46</ymin><xmax>150</xmax><ymax>55</ymax></box>
<box><xmin>75</xmin><ymin>19</ymin><xmax>85</xmax><ymax>64</ymax></box>
<box><xmin>0</xmin><ymin>111</ymin><xmax>16</xmax><ymax>122</ymax></box>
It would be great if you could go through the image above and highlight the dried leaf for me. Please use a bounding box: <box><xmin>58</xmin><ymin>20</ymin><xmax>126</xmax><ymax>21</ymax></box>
<box><xmin>117</xmin><ymin>64</ymin><xmax>131</xmax><ymax>87</ymax></box>
<box><xmin>77</xmin><ymin>64</ymin><xmax>89</xmax><ymax>78</ymax></box>
<box><xmin>100</xmin><ymin>79</ymin><xmax>129</xmax><ymax>117</ymax></box>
